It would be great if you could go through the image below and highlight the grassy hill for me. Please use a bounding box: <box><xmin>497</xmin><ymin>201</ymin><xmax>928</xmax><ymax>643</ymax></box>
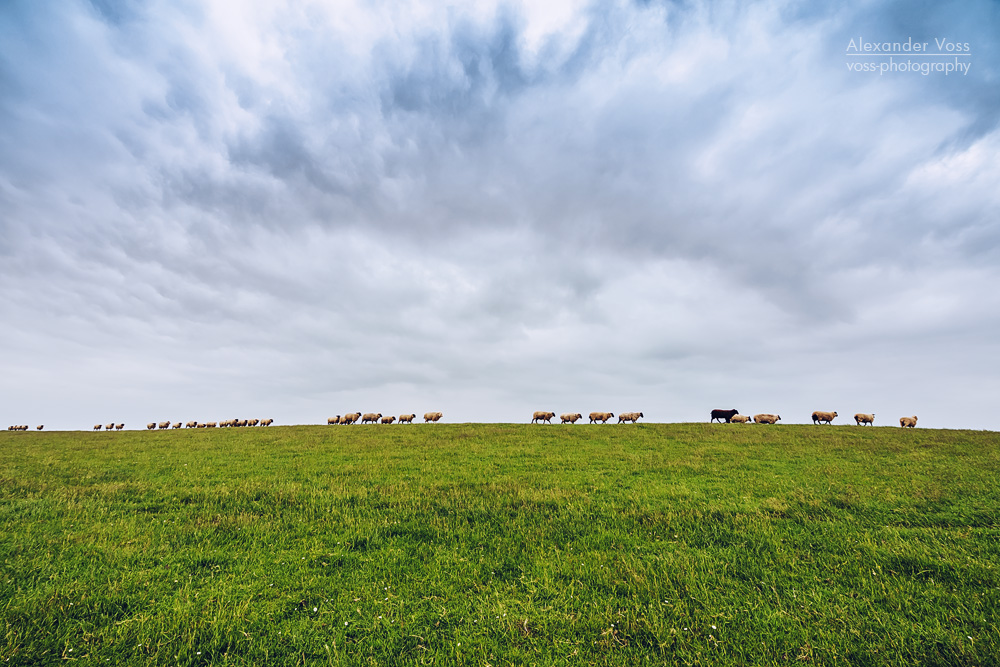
<box><xmin>2</xmin><ymin>423</ymin><xmax>998</xmax><ymax>665</ymax></box>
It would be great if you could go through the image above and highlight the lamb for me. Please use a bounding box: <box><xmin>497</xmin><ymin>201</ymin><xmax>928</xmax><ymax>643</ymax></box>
<box><xmin>618</xmin><ymin>412</ymin><xmax>643</xmax><ymax>423</ymax></box>
<box><xmin>711</xmin><ymin>408</ymin><xmax>739</xmax><ymax>423</ymax></box>
<box><xmin>589</xmin><ymin>412</ymin><xmax>614</xmax><ymax>424</ymax></box>
<box><xmin>398</xmin><ymin>414</ymin><xmax>416</xmax><ymax>424</ymax></box>
<box><xmin>560</xmin><ymin>413</ymin><xmax>583</xmax><ymax>424</ymax></box>
<box><xmin>361</xmin><ymin>413</ymin><xmax>382</xmax><ymax>424</ymax></box>
<box><xmin>900</xmin><ymin>416</ymin><xmax>918</xmax><ymax>428</ymax></box>
<box><xmin>854</xmin><ymin>413</ymin><xmax>875</xmax><ymax>426</ymax></box>
<box><xmin>532</xmin><ymin>411</ymin><xmax>555</xmax><ymax>424</ymax></box>
<box><xmin>380</xmin><ymin>416</ymin><xmax>396</xmax><ymax>424</ymax></box>
<box><xmin>812</xmin><ymin>411</ymin><xmax>838</xmax><ymax>425</ymax></box>
<box><xmin>147</xmin><ymin>423</ymin><xmax>156</xmax><ymax>430</ymax></box>
<box><xmin>729</xmin><ymin>414</ymin><xmax>751</xmax><ymax>423</ymax></box>
<box><xmin>754</xmin><ymin>413</ymin><xmax>781</xmax><ymax>424</ymax></box>
<box><xmin>424</xmin><ymin>412</ymin><xmax>443</xmax><ymax>422</ymax></box>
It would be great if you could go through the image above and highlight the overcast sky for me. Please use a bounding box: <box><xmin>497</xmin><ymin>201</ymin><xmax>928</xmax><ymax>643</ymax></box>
<box><xmin>2</xmin><ymin>0</ymin><xmax>998</xmax><ymax>430</ymax></box>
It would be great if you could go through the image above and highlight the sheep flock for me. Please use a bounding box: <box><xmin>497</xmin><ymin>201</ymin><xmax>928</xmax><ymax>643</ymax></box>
<box><xmin>5</xmin><ymin>409</ymin><xmax>930</xmax><ymax>432</ymax></box>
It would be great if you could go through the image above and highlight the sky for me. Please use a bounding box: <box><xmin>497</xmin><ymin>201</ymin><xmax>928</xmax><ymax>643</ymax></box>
<box><xmin>2</xmin><ymin>0</ymin><xmax>999</xmax><ymax>430</ymax></box>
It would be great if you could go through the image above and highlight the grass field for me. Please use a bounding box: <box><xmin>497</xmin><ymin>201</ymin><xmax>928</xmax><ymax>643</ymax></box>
<box><xmin>1</xmin><ymin>423</ymin><xmax>998</xmax><ymax>665</ymax></box>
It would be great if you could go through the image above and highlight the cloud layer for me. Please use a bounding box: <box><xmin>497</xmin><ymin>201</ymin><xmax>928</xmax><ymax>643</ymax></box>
<box><xmin>2</xmin><ymin>0</ymin><xmax>998</xmax><ymax>429</ymax></box>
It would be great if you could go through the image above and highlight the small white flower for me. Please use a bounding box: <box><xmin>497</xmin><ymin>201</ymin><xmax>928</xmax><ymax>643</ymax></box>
<box><xmin>313</xmin><ymin>607</ymin><xmax>318</xmax><ymax>612</ymax></box>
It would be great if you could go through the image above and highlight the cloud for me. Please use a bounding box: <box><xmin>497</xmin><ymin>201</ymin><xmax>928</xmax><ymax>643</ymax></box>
<box><xmin>1</xmin><ymin>0</ymin><xmax>998</xmax><ymax>429</ymax></box>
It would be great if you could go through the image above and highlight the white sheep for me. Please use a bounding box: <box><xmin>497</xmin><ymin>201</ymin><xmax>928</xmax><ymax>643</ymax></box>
<box><xmin>854</xmin><ymin>413</ymin><xmax>875</xmax><ymax>426</ymax></box>
<box><xmin>589</xmin><ymin>412</ymin><xmax>614</xmax><ymax>424</ymax></box>
<box><xmin>424</xmin><ymin>412</ymin><xmax>443</xmax><ymax>423</ymax></box>
<box><xmin>398</xmin><ymin>414</ymin><xmax>416</xmax><ymax>424</ymax></box>
<box><xmin>900</xmin><ymin>416</ymin><xmax>918</xmax><ymax>428</ymax></box>
<box><xmin>560</xmin><ymin>413</ymin><xmax>583</xmax><ymax>424</ymax></box>
<box><xmin>532</xmin><ymin>411</ymin><xmax>555</xmax><ymax>424</ymax></box>
<box><xmin>811</xmin><ymin>411</ymin><xmax>838</xmax><ymax>425</ymax></box>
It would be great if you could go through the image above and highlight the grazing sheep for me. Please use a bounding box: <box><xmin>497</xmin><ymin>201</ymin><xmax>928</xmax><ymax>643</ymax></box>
<box><xmin>900</xmin><ymin>416</ymin><xmax>918</xmax><ymax>428</ymax></box>
<box><xmin>729</xmin><ymin>414</ymin><xmax>751</xmax><ymax>423</ymax></box>
<box><xmin>424</xmin><ymin>412</ymin><xmax>443</xmax><ymax>423</ymax></box>
<box><xmin>328</xmin><ymin>416</ymin><xmax>341</xmax><ymax>425</ymax></box>
<box><xmin>532</xmin><ymin>411</ymin><xmax>555</xmax><ymax>424</ymax></box>
<box><xmin>380</xmin><ymin>416</ymin><xmax>396</xmax><ymax>424</ymax></box>
<box><xmin>361</xmin><ymin>413</ymin><xmax>382</xmax><ymax>424</ymax></box>
<box><xmin>854</xmin><ymin>413</ymin><xmax>875</xmax><ymax>426</ymax></box>
<box><xmin>618</xmin><ymin>412</ymin><xmax>644</xmax><ymax>423</ymax></box>
<box><xmin>589</xmin><ymin>412</ymin><xmax>614</xmax><ymax>424</ymax></box>
<box><xmin>207</xmin><ymin>422</ymin><xmax>217</xmax><ymax>428</ymax></box>
<box><xmin>754</xmin><ymin>413</ymin><xmax>781</xmax><ymax>424</ymax></box>
<box><xmin>398</xmin><ymin>414</ymin><xmax>416</xmax><ymax>424</ymax></box>
<box><xmin>711</xmin><ymin>408</ymin><xmax>740</xmax><ymax>423</ymax></box>
<box><xmin>811</xmin><ymin>411</ymin><xmax>838</xmax><ymax>425</ymax></box>
<box><xmin>560</xmin><ymin>413</ymin><xmax>583</xmax><ymax>424</ymax></box>
<box><xmin>146</xmin><ymin>423</ymin><xmax>155</xmax><ymax>430</ymax></box>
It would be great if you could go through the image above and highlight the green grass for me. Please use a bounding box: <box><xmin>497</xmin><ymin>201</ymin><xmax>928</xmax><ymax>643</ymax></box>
<box><xmin>2</xmin><ymin>423</ymin><xmax>998</xmax><ymax>665</ymax></box>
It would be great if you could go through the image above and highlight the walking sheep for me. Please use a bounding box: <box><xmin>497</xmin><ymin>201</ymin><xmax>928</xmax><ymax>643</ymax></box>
<box><xmin>589</xmin><ymin>412</ymin><xmax>614</xmax><ymax>423</ymax></box>
<box><xmin>398</xmin><ymin>414</ymin><xmax>416</xmax><ymax>424</ymax></box>
<box><xmin>754</xmin><ymin>414</ymin><xmax>781</xmax><ymax>424</ymax></box>
<box><xmin>532</xmin><ymin>411</ymin><xmax>555</xmax><ymax>424</ymax></box>
<box><xmin>854</xmin><ymin>413</ymin><xmax>875</xmax><ymax>426</ymax></box>
<box><xmin>560</xmin><ymin>413</ymin><xmax>583</xmax><ymax>424</ymax></box>
<box><xmin>424</xmin><ymin>412</ymin><xmax>443</xmax><ymax>422</ymax></box>
<box><xmin>711</xmin><ymin>408</ymin><xmax>739</xmax><ymax>423</ymax></box>
<box><xmin>812</xmin><ymin>411</ymin><xmax>838</xmax><ymax>425</ymax></box>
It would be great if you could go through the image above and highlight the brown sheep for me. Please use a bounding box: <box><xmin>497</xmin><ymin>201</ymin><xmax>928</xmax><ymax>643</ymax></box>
<box><xmin>811</xmin><ymin>411</ymin><xmax>838</xmax><ymax>425</ymax></box>
<box><xmin>380</xmin><ymin>416</ymin><xmax>396</xmax><ymax>424</ymax></box>
<box><xmin>900</xmin><ymin>416</ymin><xmax>918</xmax><ymax>428</ymax></box>
<box><xmin>424</xmin><ymin>412</ymin><xmax>443</xmax><ymax>422</ymax></box>
<box><xmin>618</xmin><ymin>412</ymin><xmax>643</xmax><ymax>423</ymax></box>
<box><xmin>854</xmin><ymin>413</ymin><xmax>875</xmax><ymax>426</ymax></box>
<box><xmin>589</xmin><ymin>412</ymin><xmax>614</xmax><ymax>424</ymax></box>
<box><xmin>560</xmin><ymin>413</ymin><xmax>583</xmax><ymax>424</ymax></box>
<box><xmin>361</xmin><ymin>412</ymin><xmax>382</xmax><ymax>424</ymax></box>
<box><xmin>532</xmin><ymin>411</ymin><xmax>555</xmax><ymax>424</ymax></box>
<box><xmin>398</xmin><ymin>414</ymin><xmax>416</xmax><ymax>424</ymax></box>
<box><xmin>158</xmin><ymin>421</ymin><xmax>171</xmax><ymax>430</ymax></box>
<box><xmin>754</xmin><ymin>414</ymin><xmax>781</xmax><ymax>424</ymax></box>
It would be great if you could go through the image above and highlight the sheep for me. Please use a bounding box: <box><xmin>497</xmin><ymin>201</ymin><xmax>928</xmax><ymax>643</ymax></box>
<box><xmin>811</xmin><ymin>411</ymin><xmax>838</xmax><ymax>425</ymax></box>
<box><xmin>618</xmin><ymin>412</ymin><xmax>643</xmax><ymax>423</ymax></box>
<box><xmin>361</xmin><ymin>413</ymin><xmax>382</xmax><ymax>424</ymax></box>
<box><xmin>94</xmin><ymin>424</ymin><xmax>103</xmax><ymax>431</ymax></box>
<box><xmin>328</xmin><ymin>416</ymin><xmax>341</xmax><ymax>425</ymax></box>
<box><xmin>343</xmin><ymin>413</ymin><xmax>361</xmax><ymax>425</ymax></box>
<box><xmin>207</xmin><ymin>422</ymin><xmax>217</xmax><ymax>428</ymax></box>
<box><xmin>158</xmin><ymin>421</ymin><xmax>171</xmax><ymax>430</ymax></box>
<box><xmin>262</xmin><ymin>418</ymin><xmax>273</xmax><ymax>426</ymax></box>
<box><xmin>532</xmin><ymin>411</ymin><xmax>555</xmax><ymax>424</ymax></box>
<box><xmin>729</xmin><ymin>414</ymin><xmax>751</xmax><ymax>423</ymax></box>
<box><xmin>398</xmin><ymin>414</ymin><xmax>416</xmax><ymax>424</ymax></box>
<box><xmin>173</xmin><ymin>422</ymin><xmax>182</xmax><ymax>429</ymax></box>
<box><xmin>36</xmin><ymin>425</ymin><xmax>44</xmax><ymax>431</ymax></box>
<box><xmin>146</xmin><ymin>423</ymin><xmax>155</xmax><ymax>430</ymax></box>
<box><xmin>248</xmin><ymin>418</ymin><xmax>259</xmax><ymax>427</ymax></box>
<box><xmin>854</xmin><ymin>413</ymin><xmax>875</xmax><ymax>426</ymax></box>
<box><xmin>105</xmin><ymin>422</ymin><xmax>115</xmax><ymax>431</ymax></box>
<box><xmin>380</xmin><ymin>416</ymin><xmax>396</xmax><ymax>424</ymax></box>
<box><xmin>424</xmin><ymin>412</ymin><xmax>443</xmax><ymax>422</ymax></box>
<box><xmin>754</xmin><ymin>413</ymin><xmax>781</xmax><ymax>424</ymax></box>
<box><xmin>560</xmin><ymin>413</ymin><xmax>583</xmax><ymax>424</ymax></box>
<box><xmin>900</xmin><ymin>416</ymin><xmax>918</xmax><ymax>428</ymax></box>
<box><xmin>711</xmin><ymin>408</ymin><xmax>739</xmax><ymax>423</ymax></box>
<box><xmin>589</xmin><ymin>412</ymin><xmax>614</xmax><ymax>424</ymax></box>
<box><xmin>115</xmin><ymin>423</ymin><xmax>124</xmax><ymax>431</ymax></box>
